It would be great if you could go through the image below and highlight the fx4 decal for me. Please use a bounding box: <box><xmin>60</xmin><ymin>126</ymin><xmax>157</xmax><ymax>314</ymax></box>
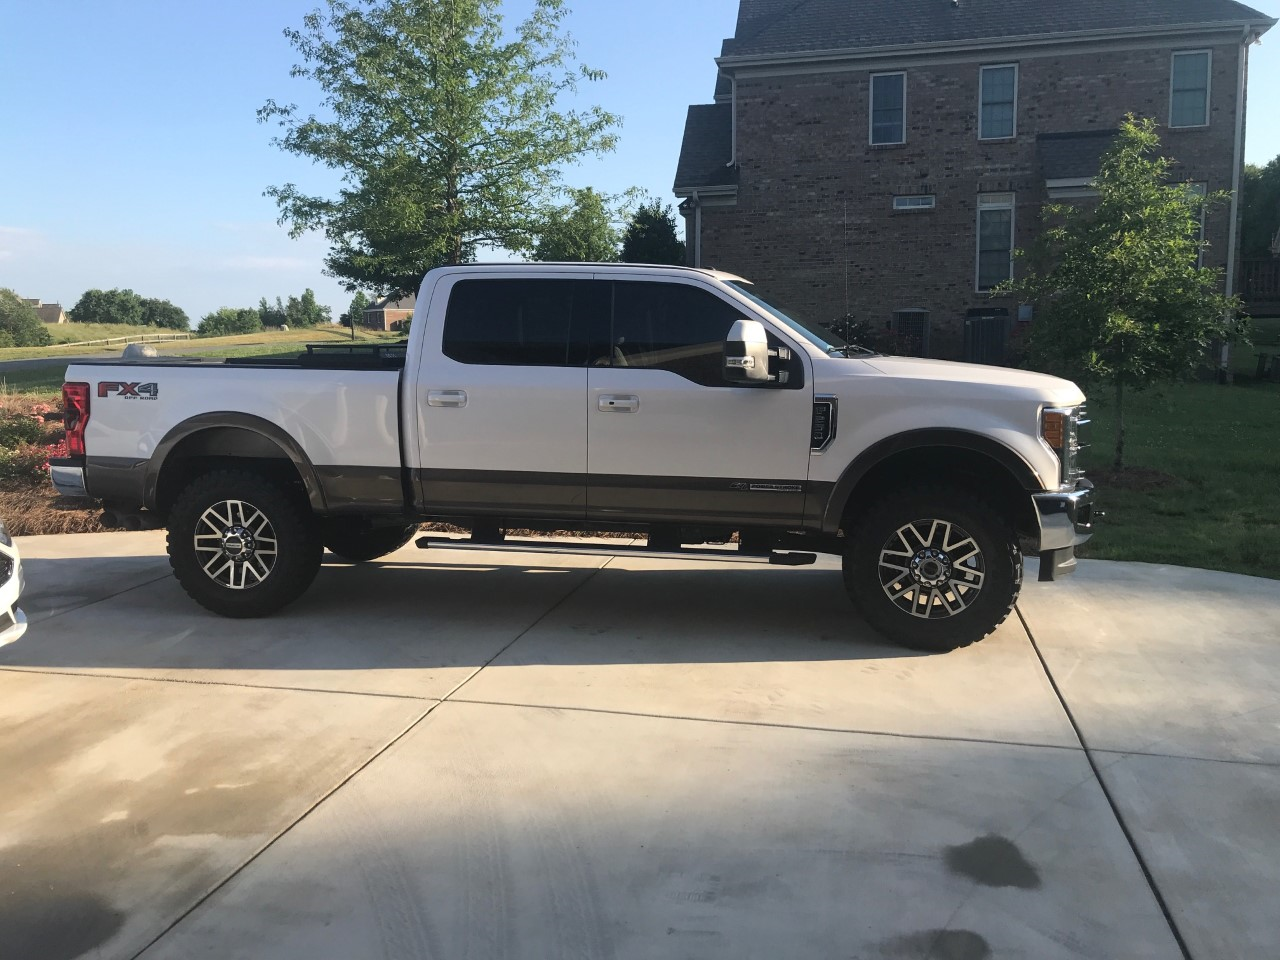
<box><xmin>98</xmin><ymin>381</ymin><xmax>159</xmax><ymax>400</ymax></box>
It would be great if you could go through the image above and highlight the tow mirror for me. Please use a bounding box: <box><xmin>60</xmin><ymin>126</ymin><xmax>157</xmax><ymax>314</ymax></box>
<box><xmin>724</xmin><ymin>318</ymin><xmax>772</xmax><ymax>383</ymax></box>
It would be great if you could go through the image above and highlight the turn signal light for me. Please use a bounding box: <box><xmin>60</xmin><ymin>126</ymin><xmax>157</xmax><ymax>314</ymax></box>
<box><xmin>1042</xmin><ymin>411</ymin><xmax>1066</xmax><ymax>450</ymax></box>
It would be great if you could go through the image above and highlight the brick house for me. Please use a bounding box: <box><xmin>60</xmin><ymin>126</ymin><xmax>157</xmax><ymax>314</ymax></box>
<box><xmin>362</xmin><ymin>294</ymin><xmax>415</xmax><ymax>332</ymax></box>
<box><xmin>674</xmin><ymin>0</ymin><xmax>1276</xmax><ymax>361</ymax></box>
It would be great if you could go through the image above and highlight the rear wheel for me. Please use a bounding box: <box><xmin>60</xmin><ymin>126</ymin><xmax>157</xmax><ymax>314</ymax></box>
<box><xmin>322</xmin><ymin>519</ymin><xmax>418</xmax><ymax>562</ymax></box>
<box><xmin>843</xmin><ymin>486</ymin><xmax>1021</xmax><ymax>652</ymax></box>
<box><xmin>167</xmin><ymin>469</ymin><xmax>322</xmax><ymax>618</ymax></box>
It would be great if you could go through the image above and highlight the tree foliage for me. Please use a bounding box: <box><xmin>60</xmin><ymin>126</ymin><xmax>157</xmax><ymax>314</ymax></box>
<box><xmin>1241</xmin><ymin>157</ymin><xmax>1280</xmax><ymax>259</ymax></box>
<box><xmin>533</xmin><ymin>187</ymin><xmax>618</xmax><ymax>262</ymax></box>
<box><xmin>620</xmin><ymin>199</ymin><xmax>685</xmax><ymax>265</ymax></box>
<box><xmin>260</xmin><ymin>0</ymin><xmax>620</xmax><ymax>296</ymax></box>
<box><xmin>343</xmin><ymin>290</ymin><xmax>371</xmax><ymax>327</ymax></box>
<box><xmin>258</xmin><ymin>296</ymin><xmax>288</xmax><ymax>327</ymax></box>
<box><xmin>198</xmin><ymin>307</ymin><xmax>264</xmax><ymax>337</ymax></box>
<box><xmin>0</xmin><ymin>289</ymin><xmax>54</xmax><ymax>346</ymax></box>
<box><xmin>139</xmin><ymin>298</ymin><xmax>191</xmax><ymax>330</ymax></box>
<box><xmin>1002</xmin><ymin>116</ymin><xmax>1241</xmax><ymax>471</ymax></box>
<box><xmin>286</xmin><ymin>288</ymin><xmax>333</xmax><ymax>326</ymax></box>
<box><xmin>69</xmin><ymin>288</ymin><xmax>144</xmax><ymax>326</ymax></box>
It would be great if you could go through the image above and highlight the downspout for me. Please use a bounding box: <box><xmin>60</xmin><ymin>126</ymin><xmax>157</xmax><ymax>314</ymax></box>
<box><xmin>1223</xmin><ymin>25</ymin><xmax>1254</xmax><ymax>377</ymax></box>
<box><xmin>724</xmin><ymin>71</ymin><xmax>738</xmax><ymax>168</ymax></box>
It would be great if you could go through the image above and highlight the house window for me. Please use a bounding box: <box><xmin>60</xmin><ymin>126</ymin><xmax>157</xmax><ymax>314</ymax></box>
<box><xmin>979</xmin><ymin>64</ymin><xmax>1018</xmax><ymax>140</ymax></box>
<box><xmin>1171</xmin><ymin>51</ymin><xmax>1211</xmax><ymax>128</ymax></box>
<box><xmin>870</xmin><ymin>72</ymin><xmax>906</xmax><ymax>145</ymax></box>
<box><xmin>976</xmin><ymin>194</ymin><xmax>1015</xmax><ymax>291</ymax></box>
<box><xmin>893</xmin><ymin>195</ymin><xmax>936</xmax><ymax>211</ymax></box>
<box><xmin>891</xmin><ymin>309</ymin><xmax>930</xmax><ymax>357</ymax></box>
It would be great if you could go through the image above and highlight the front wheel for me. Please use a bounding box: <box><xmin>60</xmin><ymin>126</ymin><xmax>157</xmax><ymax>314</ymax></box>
<box><xmin>167</xmin><ymin>469</ymin><xmax>322</xmax><ymax>618</ymax></box>
<box><xmin>842</xmin><ymin>487</ymin><xmax>1021</xmax><ymax>652</ymax></box>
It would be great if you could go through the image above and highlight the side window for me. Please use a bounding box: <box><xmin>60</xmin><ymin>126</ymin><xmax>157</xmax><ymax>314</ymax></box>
<box><xmin>442</xmin><ymin>279</ymin><xmax>601</xmax><ymax>366</ymax></box>
<box><xmin>607</xmin><ymin>282</ymin><xmax>743</xmax><ymax>387</ymax></box>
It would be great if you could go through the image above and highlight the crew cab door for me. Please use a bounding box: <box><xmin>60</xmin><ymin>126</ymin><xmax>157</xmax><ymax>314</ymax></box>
<box><xmin>586</xmin><ymin>278</ymin><xmax>813</xmax><ymax>526</ymax></box>
<box><xmin>414</xmin><ymin>276</ymin><xmax>604</xmax><ymax>519</ymax></box>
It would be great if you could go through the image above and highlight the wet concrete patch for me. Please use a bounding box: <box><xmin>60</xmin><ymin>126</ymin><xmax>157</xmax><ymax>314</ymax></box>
<box><xmin>880</xmin><ymin>929</ymin><xmax>992</xmax><ymax>960</ymax></box>
<box><xmin>944</xmin><ymin>834</ymin><xmax>1041</xmax><ymax>889</ymax></box>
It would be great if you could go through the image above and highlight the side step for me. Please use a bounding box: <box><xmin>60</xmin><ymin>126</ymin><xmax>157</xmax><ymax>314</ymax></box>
<box><xmin>414</xmin><ymin>536</ymin><xmax>816</xmax><ymax>566</ymax></box>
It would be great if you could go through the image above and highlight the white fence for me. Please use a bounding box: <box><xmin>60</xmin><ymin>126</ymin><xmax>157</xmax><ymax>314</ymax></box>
<box><xmin>57</xmin><ymin>332</ymin><xmax>193</xmax><ymax>349</ymax></box>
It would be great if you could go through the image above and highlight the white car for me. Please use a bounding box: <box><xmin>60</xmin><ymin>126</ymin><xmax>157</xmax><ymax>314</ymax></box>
<box><xmin>0</xmin><ymin>519</ymin><xmax>28</xmax><ymax>647</ymax></box>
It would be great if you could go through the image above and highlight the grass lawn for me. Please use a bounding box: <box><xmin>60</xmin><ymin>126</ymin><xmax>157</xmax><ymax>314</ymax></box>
<box><xmin>1077</xmin><ymin>378</ymin><xmax>1279</xmax><ymax>579</ymax></box>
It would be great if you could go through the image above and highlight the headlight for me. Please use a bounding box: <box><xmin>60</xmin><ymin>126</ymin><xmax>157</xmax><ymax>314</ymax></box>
<box><xmin>0</xmin><ymin>520</ymin><xmax>11</xmax><ymax>547</ymax></box>
<box><xmin>1041</xmin><ymin>406</ymin><xmax>1088</xmax><ymax>488</ymax></box>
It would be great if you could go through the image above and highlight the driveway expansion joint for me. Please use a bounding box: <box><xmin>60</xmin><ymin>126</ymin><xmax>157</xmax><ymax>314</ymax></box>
<box><xmin>447</xmin><ymin>696</ymin><xmax>1085</xmax><ymax>754</ymax></box>
<box><xmin>1016</xmin><ymin>606</ymin><xmax>1196</xmax><ymax>960</ymax></box>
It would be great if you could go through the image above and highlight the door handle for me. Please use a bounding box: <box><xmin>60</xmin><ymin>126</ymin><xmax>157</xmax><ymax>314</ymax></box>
<box><xmin>427</xmin><ymin>390</ymin><xmax>467</xmax><ymax>408</ymax></box>
<box><xmin>598</xmin><ymin>394</ymin><xmax>639</xmax><ymax>413</ymax></box>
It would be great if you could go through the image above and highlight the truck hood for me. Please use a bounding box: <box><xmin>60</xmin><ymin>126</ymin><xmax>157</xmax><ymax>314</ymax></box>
<box><xmin>853</xmin><ymin>355</ymin><xmax>1086</xmax><ymax>406</ymax></box>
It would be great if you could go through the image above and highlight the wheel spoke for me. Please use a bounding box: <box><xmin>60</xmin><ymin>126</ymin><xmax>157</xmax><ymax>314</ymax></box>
<box><xmin>195</xmin><ymin>498</ymin><xmax>278</xmax><ymax>591</ymax></box>
<box><xmin>878</xmin><ymin>516</ymin><xmax>987</xmax><ymax>621</ymax></box>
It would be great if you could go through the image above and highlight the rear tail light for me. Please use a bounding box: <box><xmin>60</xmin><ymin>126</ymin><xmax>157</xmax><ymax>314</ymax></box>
<box><xmin>63</xmin><ymin>382</ymin><xmax>90</xmax><ymax>458</ymax></box>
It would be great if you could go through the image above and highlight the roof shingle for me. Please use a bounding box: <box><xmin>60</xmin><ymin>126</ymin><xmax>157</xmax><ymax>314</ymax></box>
<box><xmin>673</xmin><ymin>103</ymin><xmax>738</xmax><ymax>192</ymax></box>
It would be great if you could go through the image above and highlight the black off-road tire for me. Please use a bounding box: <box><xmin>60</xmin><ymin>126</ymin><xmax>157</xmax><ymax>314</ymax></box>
<box><xmin>322</xmin><ymin>519</ymin><xmax>418</xmax><ymax>563</ymax></box>
<box><xmin>842</xmin><ymin>486</ymin><xmax>1022</xmax><ymax>653</ymax></box>
<box><xmin>167</xmin><ymin>469</ymin><xmax>322</xmax><ymax>618</ymax></box>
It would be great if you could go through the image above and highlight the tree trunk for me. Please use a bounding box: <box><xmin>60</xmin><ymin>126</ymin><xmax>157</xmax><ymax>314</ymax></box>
<box><xmin>1113</xmin><ymin>377</ymin><xmax>1126</xmax><ymax>472</ymax></box>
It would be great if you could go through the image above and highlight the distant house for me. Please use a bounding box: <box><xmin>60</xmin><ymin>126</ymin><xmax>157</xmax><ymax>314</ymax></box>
<box><xmin>22</xmin><ymin>298</ymin><xmax>66</xmax><ymax>324</ymax></box>
<box><xmin>362</xmin><ymin>294</ymin><xmax>415</xmax><ymax>332</ymax></box>
<box><xmin>675</xmin><ymin>0</ymin><xmax>1276</xmax><ymax>361</ymax></box>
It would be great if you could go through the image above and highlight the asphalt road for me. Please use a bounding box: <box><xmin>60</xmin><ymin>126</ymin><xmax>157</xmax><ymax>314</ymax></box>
<box><xmin>2</xmin><ymin>533</ymin><xmax>1277</xmax><ymax>960</ymax></box>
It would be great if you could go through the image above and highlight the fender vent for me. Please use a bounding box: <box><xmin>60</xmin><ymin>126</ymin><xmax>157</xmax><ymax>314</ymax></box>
<box><xmin>811</xmin><ymin>396</ymin><xmax>838</xmax><ymax>452</ymax></box>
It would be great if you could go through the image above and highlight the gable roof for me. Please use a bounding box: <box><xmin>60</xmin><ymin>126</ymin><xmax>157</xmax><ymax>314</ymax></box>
<box><xmin>673</xmin><ymin>103</ymin><xmax>738</xmax><ymax>193</ymax></box>
<box><xmin>367</xmin><ymin>294</ymin><xmax>415</xmax><ymax>312</ymax></box>
<box><xmin>722</xmin><ymin>0</ymin><xmax>1274</xmax><ymax>59</ymax></box>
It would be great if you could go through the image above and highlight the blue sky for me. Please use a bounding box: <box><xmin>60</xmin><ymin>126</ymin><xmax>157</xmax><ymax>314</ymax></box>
<box><xmin>2</xmin><ymin>0</ymin><xmax>1278</xmax><ymax>324</ymax></box>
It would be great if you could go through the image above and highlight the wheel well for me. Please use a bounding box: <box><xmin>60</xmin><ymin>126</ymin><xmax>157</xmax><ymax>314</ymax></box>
<box><xmin>840</xmin><ymin>446</ymin><xmax>1040</xmax><ymax>540</ymax></box>
<box><xmin>154</xmin><ymin>428</ymin><xmax>308</xmax><ymax>519</ymax></box>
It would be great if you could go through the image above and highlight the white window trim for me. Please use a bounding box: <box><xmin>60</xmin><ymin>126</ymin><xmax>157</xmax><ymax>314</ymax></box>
<box><xmin>869</xmin><ymin>71</ymin><xmax>907</xmax><ymax>146</ymax></box>
<box><xmin>1170</xmin><ymin>50</ymin><xmax>1212</xmax><ymax>129</ymax></box>
<box><xmin>978</xmin><ymin>63</ymin><xmax>1019</xmax><ymax>141</ymax></box>
<box><xmin>893</xmin><ymin>194</ymin><xmax>936</xmax><ymax>210</ymax></box>
<box><xmin>975</xmin><ymin>193</ymin><xmax>1015</xmax><ymax>293</ymax></box>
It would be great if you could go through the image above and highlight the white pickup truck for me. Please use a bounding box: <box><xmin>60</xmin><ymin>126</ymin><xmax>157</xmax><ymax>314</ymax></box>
<box><xmin>51</xmin><ymin>263</ymin><xmax>1094</xmax><ymax>651</ymax></box>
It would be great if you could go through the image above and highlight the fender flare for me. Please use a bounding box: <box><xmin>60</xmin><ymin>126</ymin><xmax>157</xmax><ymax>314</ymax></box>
<box><xmin>821</xmin><ymin>428</ymin><xmax>1044</xmax><ymax>533</ymax></box>
<box><xmin>146</xmin><ymin>412</ymin><xmax>328</xmax><ymax>513</ymax></box>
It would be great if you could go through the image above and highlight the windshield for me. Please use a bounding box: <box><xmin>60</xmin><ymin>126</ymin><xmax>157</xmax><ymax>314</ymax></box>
<box><xmin>725</xmin><ymin>282</ymin><xmax>850</xmax><ymax>354</ymax></box>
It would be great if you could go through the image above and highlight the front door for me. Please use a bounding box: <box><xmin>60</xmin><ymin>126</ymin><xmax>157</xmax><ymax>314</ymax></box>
<box><xmin>586</xmin><ymin>278</ymin><xmax>814</xmax><ymax>526</ymax></box>
<box><xmin>415</xmin><ymin>276</ymin><xmax>604</xmax><ymax>519</ymax></box>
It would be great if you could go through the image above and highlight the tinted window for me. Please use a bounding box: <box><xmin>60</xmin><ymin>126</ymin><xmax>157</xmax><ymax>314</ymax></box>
<box><xmin>444</xmin><ymin>279</ymin><xmax>602</xmax><ymax>366</ymax></box>
<box><xmin>607</xmin><ymin>282</ymin><xmax>744</xmax><ymax>386</ymax></box>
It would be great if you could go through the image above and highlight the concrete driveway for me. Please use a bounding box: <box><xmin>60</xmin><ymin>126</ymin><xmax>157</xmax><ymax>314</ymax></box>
<box><xmin>1</xmin><ymin>532</ymin><xmax>1276</xmax><ymax>960</ymax></box>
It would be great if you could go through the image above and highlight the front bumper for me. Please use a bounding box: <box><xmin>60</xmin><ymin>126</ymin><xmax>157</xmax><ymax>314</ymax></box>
<box><xmin>1032</xmin><ymin>479</ymin><xmax>1096</xmax><ymax>582</ymax></box>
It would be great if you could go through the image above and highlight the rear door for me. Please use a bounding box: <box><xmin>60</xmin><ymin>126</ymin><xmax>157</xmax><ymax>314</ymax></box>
<box><xmin>586</xmin><ymin>278</ymin><xmax>814</xmax><ymax>526</ymax></box>
<box><xmin>414</xmin><ymin>275</ymin><xmax>606</xmax><ymax>519</ymax></box>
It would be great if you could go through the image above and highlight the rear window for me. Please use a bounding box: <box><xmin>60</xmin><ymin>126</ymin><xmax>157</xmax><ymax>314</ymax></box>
<box><xmin>443</xmin><ymin>279</ymin><xmax>590</xmax><ymax>366</ymax></box>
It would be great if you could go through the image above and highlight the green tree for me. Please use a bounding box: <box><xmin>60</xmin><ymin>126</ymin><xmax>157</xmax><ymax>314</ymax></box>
<box><xmin>343</xmin><ymin>290</ymin><xmax>370</xmax><ymax>327</ymax></box>
<box><xmin>285</xmin><ymin>288</ymin><xmax>333</xmax><ymax>327</ymax></box>
<box><xmin>620</xmin><ymin>199</ymin><xmax>686</xmax><ymax>265</ymax></box>
<box><xmin>198</xmin><ymin>307</ymin><xmax>263</xmax><ymax>336</ymax></box>
<box><xmin>260</xmin><ymin>0</ymin><xmax>619</xmax><ymax>296</ymax></box>
<box><xmin>1241</xmin><ymin>157</ymin><xmax>1280</xmax><ymax>259</ymax></box>
<box><xmin>139</xmin><ymin>298</ymin><xmax>190</xmax><ymax>330</ymax></box>
<box><xmin>0</xmin><ymin>288</ymin><xmax>54</xmax><ymax>346</ymax></box>
<box><xmin>533</xmin><ymin>187</ymin><xmax>619</xmax><ymax>262</ymax></box>
<box><xmin>1002</xmin><ymin>116</ymin><xmax>1241</xmax><ymax>471</ymax></box>
<box><xmin>258</xmin><ymin>296</ymin><xmax>288</xmax><ymax>327</ymax></box>
<box><xmin>69</xmin><ymin>288</ymin><xmax>145</xmax><ymax>325</ymax></box>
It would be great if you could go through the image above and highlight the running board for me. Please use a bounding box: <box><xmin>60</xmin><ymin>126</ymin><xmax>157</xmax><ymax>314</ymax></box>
<box><xmin>414</xmin><ymin>536</ymin><xmax>816</xmax><ymax>566</ymax></box>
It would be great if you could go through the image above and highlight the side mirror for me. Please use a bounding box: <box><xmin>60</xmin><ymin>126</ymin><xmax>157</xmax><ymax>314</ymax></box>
<box><xmin>724</xmin><ymin>318</ymin><xmax>772</xmax><ymax>383</ymax></box>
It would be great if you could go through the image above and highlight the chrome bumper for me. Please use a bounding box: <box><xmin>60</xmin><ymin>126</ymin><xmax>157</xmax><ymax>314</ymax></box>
<box><xmin>50</xmin><ymin>462</ymin><xmax>89</xmax><ymax>499</ymax></box>
<box><xmin>1032</xmin><ymin>479</ymin><xmax>1096</xmax><ymax>581</ymax></box>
